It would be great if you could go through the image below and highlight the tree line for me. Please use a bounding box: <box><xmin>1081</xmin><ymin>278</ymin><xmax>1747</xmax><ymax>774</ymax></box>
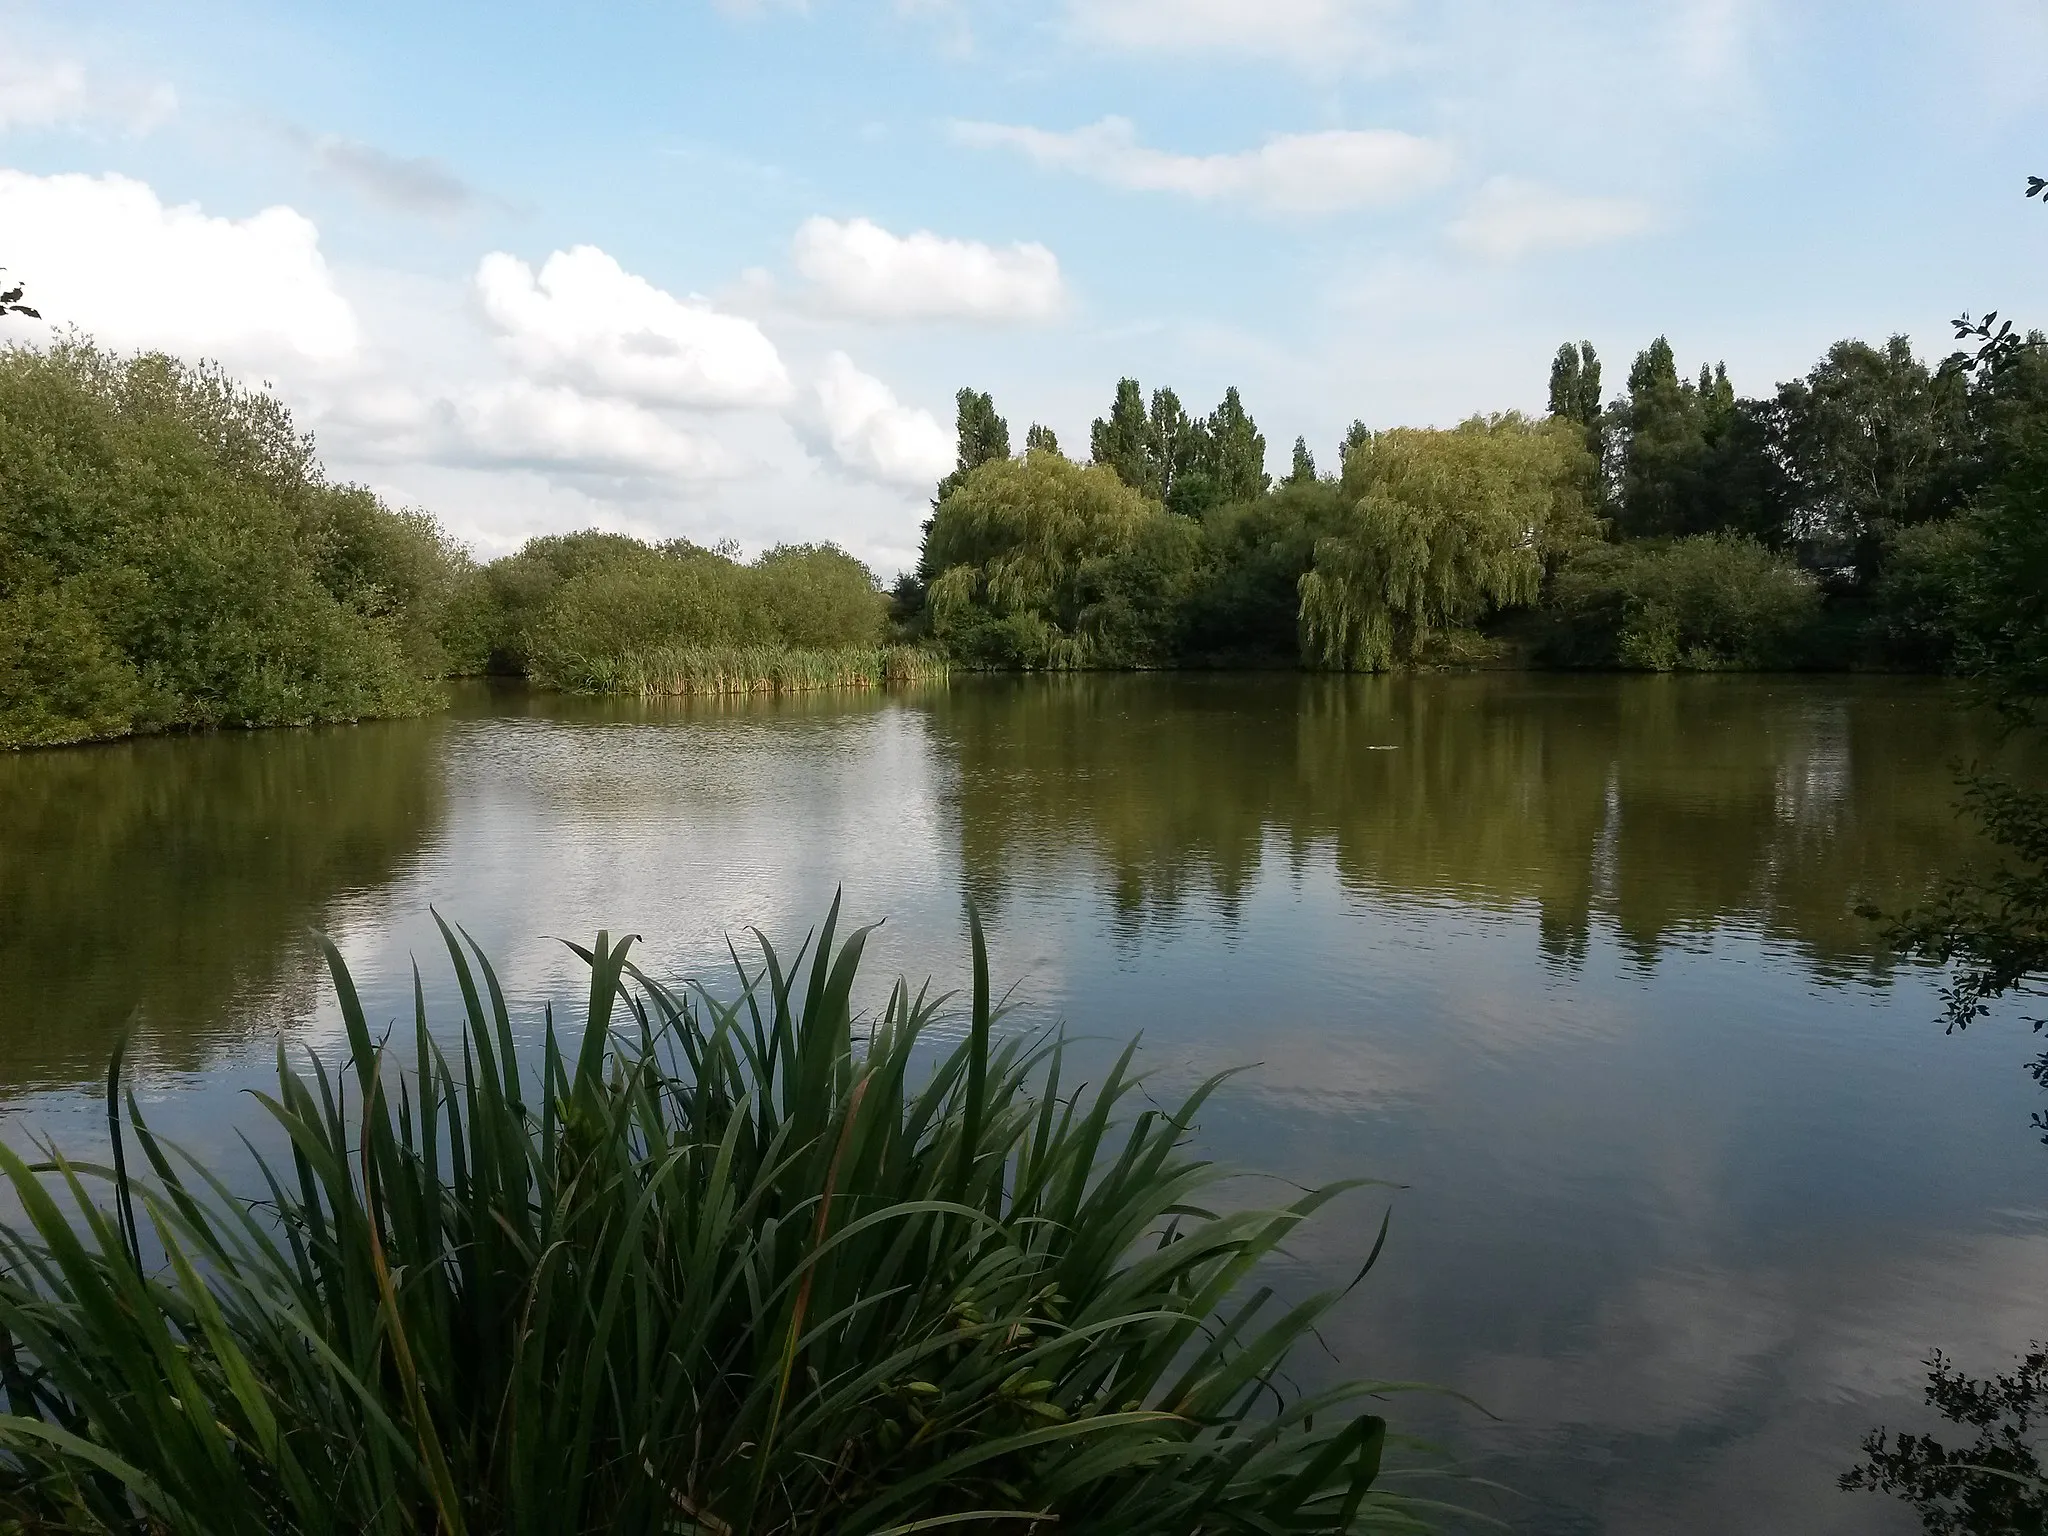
<box><xmin>898</xmin><ymin>325</ymin><xmax>2048</xmax><ymax>677</ymax></box>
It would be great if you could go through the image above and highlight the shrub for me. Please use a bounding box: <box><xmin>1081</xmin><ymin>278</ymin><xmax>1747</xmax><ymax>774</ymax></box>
<box><xmin>1868</xmin><ymin>516</ymin><xmax>1985</xmax><ymax>670</ymax></box>
<box><xmin>1541</xmin><ymin>534</ymin><xmax>1821</xmax><ymax>671</ymax></box>
<box><xmin>0</xmin><ymin>341</ymin><xmax>464</xmax><ymax>746</ymax></box>
<box><xmin>476</xmin><ymin>536</ymin><xmax>890</xmax><ymax>690</ymax></box>
<box><xmin>0</xmin><ymin>902</ymin><xmax>1438</xmax><ymax>1533</ymax></box>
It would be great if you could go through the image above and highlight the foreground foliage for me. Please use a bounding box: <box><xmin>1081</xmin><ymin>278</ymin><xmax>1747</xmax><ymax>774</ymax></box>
<box><xmin>0</xmin><ymin>341</ymin><xmax>471</xmax><ymax>748</ymax></box>
<box><xmin>0</xmin><ymin>901</ymin><xmax>1436</xmax><ymax>1534</ymax></box>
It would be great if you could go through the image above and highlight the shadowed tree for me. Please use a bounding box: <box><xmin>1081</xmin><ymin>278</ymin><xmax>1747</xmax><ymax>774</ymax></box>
<box><xmin>1286</xmin><ymin>435</ymin><xmax>1318</xmax><ymax>485</ymax></box>
<box><xmin>1024</xmin><ymin>422</ymin><xmax>1060</xmax><ymax>456</ymax></box>
<box><xmin>1773</xmin><ymin>337</ymin><xmax>1972</xmax><ymax>578</ymax></box>
<box><xmin>1547</xmin><ymin>341</ymin><xmax>1603</xmax><ymax>452</ymax></box>
<box><xmin>1339</xmin><ymin>419</ymin><xmax>1371</xmax><ymax>474</ymax></box>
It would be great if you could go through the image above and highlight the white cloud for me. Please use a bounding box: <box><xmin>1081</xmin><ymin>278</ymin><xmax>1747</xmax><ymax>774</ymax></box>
<box><xmin>791</xmin><ymin>216</ymin><xmax>1064</xmax><ymax>323</ymax></box>
<box><xmin>475</xmin><ymin>246</ymin><xmax>791</xmax><ymax>408</ymax></box>
<box><xmin>0</xmin><ymin>58</ymin><xmax>87</xmax><ymax>131</ymax></box>
<box><xmin>951</xmin><ymin>117</ymin><xmax>1452</xmax><ymax>215</ymax></box>
<box><xmin>453</xmin><ymin>381</ymin><xmax>729</xmax><ymax>479</ymax></box>
<box><xmin>813</xmin><ymin>353</ymin><xmax>952</xmax><ymax>486</ymax></box>
<box><xmin>0</xmin><ymin>55</ymin><xmax>175</xmax><ymax>135</ymax></box>
<box><xmin>1446</xmin><ymin>177</ymin><xmax>1656</xmax><ymax>261</ymax></box>
<box><xmin>1064</xmin><ymin>0</ymin><xmax>1400</xmax><ymax>70</ymax></box>
<box><xmin>0</xmin><ymin>170</ymin><xmax>357</xmax><ymax>362</ymax></box>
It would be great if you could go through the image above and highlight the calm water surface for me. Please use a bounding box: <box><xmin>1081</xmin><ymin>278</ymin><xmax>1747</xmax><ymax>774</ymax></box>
<box><xmin>3</xmin><ymin>673</ymin><xmax>2043</xmax><ymax>1533</ymax></box>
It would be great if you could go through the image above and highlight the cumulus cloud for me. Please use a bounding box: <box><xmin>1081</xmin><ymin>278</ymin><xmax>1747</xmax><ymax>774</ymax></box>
<box><xmin>453</xmin><ymin>381</ymin><xmax>729</xmax><ymax>480</ymax></box>
<box><xmin>0</xmin><ymin>170</ymin><xmax>357</xmax><ymax>361</ymax></box>
<box><xmin>791</xmin><ymin>216</ymin><xmax>1064</xmax><ymax>323</ymax></box>
<box><xmin>813</xmin><ymin>353</ymin><xmax>952</xmax><ymax>487</ymax></box>
<box><xmin>951</xmin><ymin>117</ymin><xmax>1452</xmax><ymax>215</ymax></box>
<box><xmin>476</xmin><ymin>245</ymin><xmax>791</xmax><ymax>408</ymax></box>
<box><xmin>1064</xmin><ymin>0</ymin><xmax>1400</xmax><ymax>70</ymax></box>
<box><xmin>310</xmin><ymin>136</ymin><xmax>475</xmax><ymax>216</ymax></box>
<box><xmin>1446</xmin><ymin>177</ymin><xmax>1655</xmax><ymax>261</ymax></box>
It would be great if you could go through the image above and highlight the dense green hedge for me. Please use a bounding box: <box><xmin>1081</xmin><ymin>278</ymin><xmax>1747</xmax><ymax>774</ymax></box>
<box><xmin>0</xmin><ymin>342</ymin><xmax>470</xmax><ymax>747</ymax></box>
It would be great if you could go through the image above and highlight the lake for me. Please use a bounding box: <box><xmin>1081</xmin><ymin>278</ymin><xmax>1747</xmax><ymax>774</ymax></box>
<box><xmin>2</xmin><ymin>672</ymin><xmax>2042</xmax><ymax>1532</ymax></box>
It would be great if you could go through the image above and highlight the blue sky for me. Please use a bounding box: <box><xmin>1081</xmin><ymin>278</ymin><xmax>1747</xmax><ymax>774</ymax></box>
<box><xmin>1</xmin><ymin>0</ymin><xmax>2043</xmax><ymax>569</ymax></box>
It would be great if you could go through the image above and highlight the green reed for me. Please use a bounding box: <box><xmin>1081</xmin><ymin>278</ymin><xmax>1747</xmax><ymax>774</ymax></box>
<box><xmin>0</xmin><ymin>899</ymin><xmax>1443</xmax><ymax>1534</ymax></box>
<box><xmin>540</xmin><ymin>644</ymin><xmax>949</xmax><ymax>697</ymax></box>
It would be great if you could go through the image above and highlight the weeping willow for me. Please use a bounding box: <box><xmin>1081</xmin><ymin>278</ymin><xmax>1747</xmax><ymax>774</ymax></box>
<box><xmin>1298</xmin><ymin>413</ymin><xmax>1599</xmax><ymax>671</ymax></box>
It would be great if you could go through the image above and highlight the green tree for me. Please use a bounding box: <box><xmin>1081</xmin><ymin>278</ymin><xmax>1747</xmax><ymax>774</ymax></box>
<box><xmin>1547</xmin><ymin>340</ymin><xmax>1603</xmax><ymax>455</ymax></box>
<box><xmin>1148</xmin><ymin>386</ymin><xmax>1203</xmax><ymax>513</ymax></box>
<box><xmin>1774</xmin><ymin>336</ymin><xmax>1971</xmax><ymax>578</ymax></box>
<box><xmin>1202</xmin><ymin>386</ymin><xmax>1270</xmax><ymax>506</ymax></box>
<box><xmin>1090</xmin><ymin>378</ymin><xmax>1156</xmax><ymax>497</ymax></box>
<box><xmin>933</xmin><ymin>387</ymin><xmax>1012</xmax><ymax>508</ymax></box>
<box><xmin>922</xmin><ymin>453</ymin><xmax>1177</xmax><ymax>667</ymax></box>
<box><xmin>1340</xmin><ymin>419</ymin><xmax>1371</xmax><ymax>473</ymax></box>
<box><xmin>1285</xmin><ymin>435</ymin><xmax>1318</xmax><ymax>485</ymax></box>
<box><xmin>1299</xmin><ymin>413</ymin><xmax>1599</xmax><ymax>670</ymax></box>
<box><xmin>1618</xmin><ymin>336</ymin><xmax>1707</xmax><ymax>538</ymax></box>
<box><xmin>1024</xmin><ymin>421</ymin><xmax>1061</xmax><ymax>456</ymax></box>
<box><xmin>0</xmin><ymin>340</ymin><xmax>460</xmax><ymax>746</ymax></box>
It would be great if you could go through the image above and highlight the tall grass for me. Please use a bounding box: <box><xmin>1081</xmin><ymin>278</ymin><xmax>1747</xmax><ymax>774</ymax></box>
<box><xmin>543</xmin><ymin>643</ymin><xmax>949</xmax><ymax>696</ymax></box>
<box><xmin>0</xmin><ymin>899</ymin><xmax>1440</xmax><ymax>1533</ymax></box>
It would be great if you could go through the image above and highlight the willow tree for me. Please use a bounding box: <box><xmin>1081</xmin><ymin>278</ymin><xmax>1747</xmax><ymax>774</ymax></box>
<box><xmin>1298</xmin><ymin>413</ymin><xmax>1599</xmax><ymax>670</ymax></box>
<box><xmin>924</xmin><ymin>452</ymin><xmax>1162</xmax><ymax>665</ymax></box>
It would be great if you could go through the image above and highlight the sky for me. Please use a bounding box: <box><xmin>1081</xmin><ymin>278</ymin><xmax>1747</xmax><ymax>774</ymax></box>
<box><xmin>0</xmin><ymin>0</ymin><xmax>2043</xmax><ymax>573</ymax></box>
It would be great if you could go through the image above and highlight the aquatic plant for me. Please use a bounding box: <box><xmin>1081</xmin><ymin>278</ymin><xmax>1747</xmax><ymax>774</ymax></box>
<box><xmin>537</xmin><ymin>643</ymin><xmax>948</xmax><ymax>696</ymax></box>
<box><xmin>0</xmin><ymin>900</ymin><xmax>1434</xmax><ymax>1533</ymax></box>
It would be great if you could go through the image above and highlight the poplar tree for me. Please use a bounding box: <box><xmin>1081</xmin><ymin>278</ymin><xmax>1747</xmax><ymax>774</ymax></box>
<box><xmin>1024</xmin><ymin>422</ymin><xmax>1061</xmax><ymax>456</ymax></box>
<box><xmin>1286</xmin><ymin>436</ymin><xmax>1317</xmax><ymax>485</ymax></box>
<box><xmin>1339</xmin><ymin>420</ymin><xmax>1371</xmax><ymax>473</ymax></box>
<box><xmin>1147</xmin><ymin>387</ymin><xmax>1199</xmax><ymax>508</ymax></box>
<box><xmin>1090</xmin><ymin>379</ymin><xmax>1156</xmax><ymax>497</ymax></box>
<box><xmin>932</xmin><ymin>388</ymin><xmax>1011</xmax><ymax>508</ymax></box>
<box><xmin>1204</xmin><ymin>386</ymin><xmax>1270</xmax><ymax>506</ymax></box>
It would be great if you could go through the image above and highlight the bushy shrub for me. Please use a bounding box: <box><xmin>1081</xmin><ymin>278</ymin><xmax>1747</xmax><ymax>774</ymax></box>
<box><xmin>497</xmin><ymin>535</ymin><xmax>889</xmax><ymax>689</ymax></box>
<box><xmin>1867</xmin><ymin>516</ymin><xmax>1985</xmax><ymax>670</ymax></box>
<box><xmin>0</xmin><ymin>341</ymin><xmax>468</xmax><ymax>746</ymax></box>
<box><xmin>1542</xmin><ymin>534</ymin><xmax>1821</xmax><ymax>670</ymax></box>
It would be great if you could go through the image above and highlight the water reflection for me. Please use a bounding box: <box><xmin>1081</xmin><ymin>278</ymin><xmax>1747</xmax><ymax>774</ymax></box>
<box><xmin>0</xmin><ymin>717</ymin><xmax>447</xmax><ymax>1087</ymax></box>
<box><xmin>932</xmin><ymin>673</ymin><xmax>2000</xmax><ymax>975</ymax></box>
<box><xmin>0</xmin><ymin>674</ymin><xmax>2037</xmax><ymax>1535</ymax></box>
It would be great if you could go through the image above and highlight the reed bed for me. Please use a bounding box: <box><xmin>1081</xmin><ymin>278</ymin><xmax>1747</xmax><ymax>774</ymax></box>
<box><xmin>0</xmin><ymin>899</ymin><xmax>1443</xmax><ymax>1534</ymax></box>
<box><xmin>540</xmin><ymin>644</ymin><xmax>949</xmax><ymax>697</ymax></box>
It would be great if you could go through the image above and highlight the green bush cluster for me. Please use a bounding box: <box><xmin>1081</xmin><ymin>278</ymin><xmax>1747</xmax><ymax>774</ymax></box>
<box><xmin>1540</xmin><ymin>535</ymin><xmax>1823</xmax><ymax>671</ymax></box>
<box><xmin>464</xmin><ymin>533</ymin><xmax>890</xmax><ymax>690</ymax></box>
<box><xmin>0</xmin><ymin>342</ymin><xmax>471</xmax><ymax>748</ymax></box>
